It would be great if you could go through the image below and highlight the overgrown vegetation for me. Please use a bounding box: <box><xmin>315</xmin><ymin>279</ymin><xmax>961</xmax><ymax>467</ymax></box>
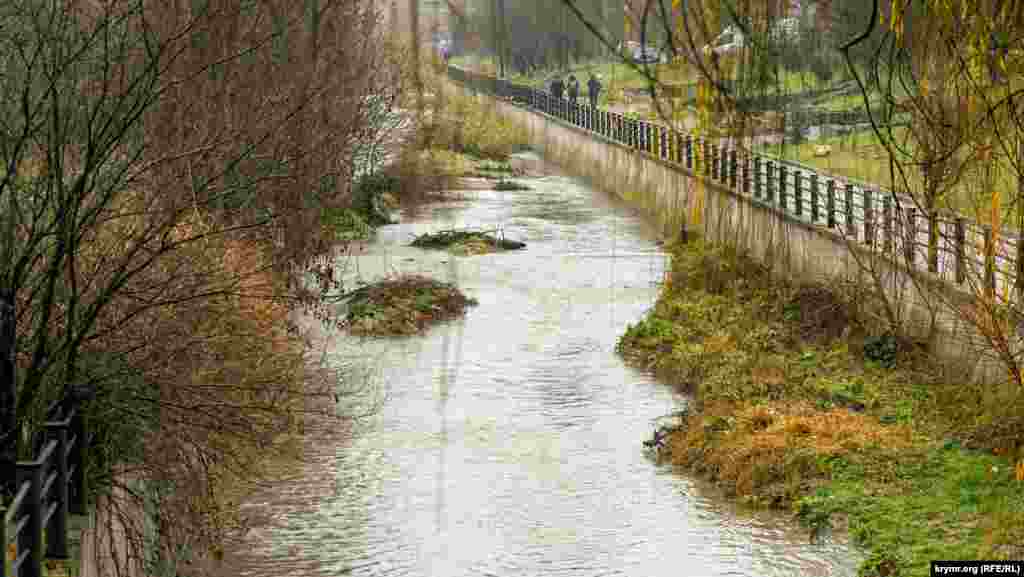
<box><xmin>0</xmin><ymin>1</ymin><xmax>395</xmax><ymax>574</ymax></box>
<box><xmin>419</xmin><ymin>71</ymin><xmax>530</xmax><ymax>164</ymax></box>
<box><xmin>340</xmin><ymin>275</ymin><xmax>478</xmax><ymax>336</ymax></box>
<box><xmin>321</xmin><ymin>172</ymin><xmax>401</xmax><ymax>242</ymax></box>
<box><xmin>410</xmin><ymin>229</ymin><xmax>526</xmax><ymax>256</ymax></box>
<box><xmin>618</xmin><ymin>240</ymin><xmax>1024</xmax><ymax>575</ymax></box>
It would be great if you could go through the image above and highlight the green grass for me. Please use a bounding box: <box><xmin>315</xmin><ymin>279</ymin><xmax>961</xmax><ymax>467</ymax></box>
<box><xmin>766</xmin><ymin>126</ymin><xmax>1024</xmax><ymax>222</ymax></box>
<box><xmin>450</xmin><ymin>53</ymin><xmax>1024</xmax><ymax>223</ymax></box>
<box><xmin>618</xmin><ymin>240</ymin><xmax>1024</xmax><ymax>575</ymax></box>
<box><xmin>797</xmin><ymin>444</ymin><xmax>1024</xmax><ymax>573</ymax></box>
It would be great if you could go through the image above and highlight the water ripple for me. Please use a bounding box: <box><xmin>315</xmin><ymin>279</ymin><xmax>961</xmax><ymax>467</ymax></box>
<box><xmin>220</xmin><ymin>164</ymin><xmax>861</xmax><ymax>577</ymax></box>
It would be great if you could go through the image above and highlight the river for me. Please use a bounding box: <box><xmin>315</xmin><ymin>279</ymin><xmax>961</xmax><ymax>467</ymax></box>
<box><xmin>221</xmin><ymin>153</ymin><xmax>861</xmax><ymax>576</ymax></box>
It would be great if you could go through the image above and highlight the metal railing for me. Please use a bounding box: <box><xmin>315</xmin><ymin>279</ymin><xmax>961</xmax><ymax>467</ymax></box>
<box><xmin>447</xmin><ymin>65</ymin><xmax>1024</xmax><ymax>303</ymax></box>
<box><xmin>2</xmin><ymin>397</ymin><xmax>87</xmax><ymax>577</ymax></box>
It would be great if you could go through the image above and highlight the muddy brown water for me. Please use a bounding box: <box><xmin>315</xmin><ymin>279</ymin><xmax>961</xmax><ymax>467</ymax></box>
<box><xmin>222</xmin><ymin>153</ymin><xmax>861</xmax><ymax>576</ymax></box>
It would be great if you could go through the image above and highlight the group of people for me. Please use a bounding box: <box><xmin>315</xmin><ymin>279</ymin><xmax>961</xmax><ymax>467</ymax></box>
<box><xmin>549</xmin><ymin>73</ymin><xmax>602</xmax><ymax>109</ymax></box>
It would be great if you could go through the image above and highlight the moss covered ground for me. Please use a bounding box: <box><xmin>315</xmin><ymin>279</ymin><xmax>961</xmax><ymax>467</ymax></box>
<box><xmin>617</xmin><ymin>240</ymin><xmax>1024</xmax><ymax>576</ymax></box>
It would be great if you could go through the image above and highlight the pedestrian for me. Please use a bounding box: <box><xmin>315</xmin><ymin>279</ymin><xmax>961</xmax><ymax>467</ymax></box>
<box><xmin>550</xmin><ymin>76</ymin><xmax>564</xmax><ymax>100</ymax></box>
<box><xmin>587</xmin><ymin>73</ymin><xmax>602</xmax><ymax>108</ymax></box>
<box><xmin>567</xmin><ymin>74</ymin><xmax>580</xmax><ymax>106</ymax></box>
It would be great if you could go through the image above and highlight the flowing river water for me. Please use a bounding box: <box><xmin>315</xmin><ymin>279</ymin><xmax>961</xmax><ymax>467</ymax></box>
<box><xmin>222</xmin><ymin>153</ymin><xmax>861</xmax><ymax>576</ymax></box>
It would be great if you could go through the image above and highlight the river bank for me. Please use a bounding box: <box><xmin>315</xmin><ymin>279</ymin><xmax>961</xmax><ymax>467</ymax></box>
<box><xmin>617</xmin><ymin>239</ymin><xmax>1024</xmax><ymax>576</ymax></box>
<box><xmin>218</xmin><ymin>152</ymin><xmax>864</xmax><ymax>576</ymax></box>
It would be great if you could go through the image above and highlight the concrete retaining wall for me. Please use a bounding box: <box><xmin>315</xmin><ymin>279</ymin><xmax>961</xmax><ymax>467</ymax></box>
<box><xmin>463</xmin><ymin>87</ymin><xmax>1008</xmax><ymax>382</ymax></box>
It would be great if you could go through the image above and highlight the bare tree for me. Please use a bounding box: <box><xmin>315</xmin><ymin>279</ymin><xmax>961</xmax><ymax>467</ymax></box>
<box><xmin>1</xmin><ymin>0</ymin><xmax>398</xmax><ymax>572</ymax></box>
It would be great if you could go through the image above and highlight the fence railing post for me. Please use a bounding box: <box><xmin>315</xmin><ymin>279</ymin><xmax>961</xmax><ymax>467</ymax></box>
<box><xmin>44</xmin><ymin>421</ymin><xmax>69</xmax><ymax>559</ymax></box>
<box><xmin>883</xmin><ymin>196</ymin><xmax>893</xmax><ymax>254</ymax></box>
<box><xmin>766</xmin><ymin>161</ymin><xmax>775</xmax><ymax>205</ymax></box>
<box><xmin>794</xmin><ymin>170</ymin><xmax>803</xmax><ymax>218</ymax></box>
<box><xmin>845</xmin><ymin>183</ymin><xmax>855</xmax><ymax>238</ymax></box>
<box><xmin>956</xmin><ymin>217</ymin><xmax>966</xmax><ymax>285</ymax></box>
<box><xmin>16</xmin><ymin>462</ymin><xmax>43</xmax><ymax>577</ymax></box>
<box><xmin>1</xmin><ymin>288</ymin><xmax>15</xmax><ymax>499</ymax></box>
<box><xmin>826</xmin><ymin>179</ymin><xmax>836</xmax><ymax>228</ymax></box>
<box><xmin>864</xmin><ymin>189</ymin><xmax>875</xmax><ymax>247</ymax></box>
<box><xmin>710</xmin><ymin>144</ymin><xmax>718</xmax><ymax>181</ymax></box>
<box><xmin>705</xmin><ymin>140</ymin><xmax>713</xmax><ymax>179</ymax></box>
<box><xmin>742</xmin><ymin>153</ymin><xmax>751</xmax><ymax>195</ymax></box>
<box><xmin>686</xmin><ymin>135</ymin><xmax>693</xmax><ymax>170</ymax></box>
<box><xmin>810</xmin><ymin>174</ymin><xmax>819</xmax><ymax>224</ymax></box>
<box><xmin>779</xmin><ymin>164</ymin><xmax>788</xmax><ymax>210</ymax></box>
<box><xmin>729</xmin><ymin>148</ymin><xmax>737</xmax><ymax>189</ymax></box>
<box><xmin>905</xmin><ymin>207</ymin><xmax>917</xmax><ymax>266</ymax></box>
<box><xmin>720</xmin><ymin>144</ymin><xmax>728</xmax><ymax>183</ymax></box>
<box><xmin>929</xmin><ymin>212</ymin><xmax>940</xmax><ymax>274</ymax></box>
<box><xmin>753</xmin><ymin>157</ymin><xmax>762</xmax><ymax>200</ymax></box>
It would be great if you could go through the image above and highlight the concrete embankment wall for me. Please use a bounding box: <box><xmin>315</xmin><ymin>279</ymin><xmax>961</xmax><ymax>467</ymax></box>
<box><xmin>455</xmin><ymin>84</ymin><xmax>1005</xmax><ymax>382</ymax></box>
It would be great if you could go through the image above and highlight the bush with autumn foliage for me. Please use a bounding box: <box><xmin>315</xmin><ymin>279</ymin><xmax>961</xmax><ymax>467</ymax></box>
<box><xmin>1</xmin><ymin>1</ymin><xmax>402</xmax><ymax>574</ymax></box>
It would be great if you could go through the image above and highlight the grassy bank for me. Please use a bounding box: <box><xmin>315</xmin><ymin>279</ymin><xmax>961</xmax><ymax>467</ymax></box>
<box><xmin>618</xmin><ymin>240</ymin><xmax>1024</xmax><ymax>575</ymax></box>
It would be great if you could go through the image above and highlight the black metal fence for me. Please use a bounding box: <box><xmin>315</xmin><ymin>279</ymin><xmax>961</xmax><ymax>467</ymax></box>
<box><xmin>447</xmin><ymin>65</ymin><xmax>1024</xmax><ymax>303</ymax></box>
<box><xmin>2</xmin><ymin>396</ymin><xmax>87</xmax><ymax>577</ymax></box>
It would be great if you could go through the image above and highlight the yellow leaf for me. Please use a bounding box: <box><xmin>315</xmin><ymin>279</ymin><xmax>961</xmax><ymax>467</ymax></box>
<box><xmin>1016</xmin><ymin>459</ymin><xmax>1024</xmax><ymax>482</ymax></box>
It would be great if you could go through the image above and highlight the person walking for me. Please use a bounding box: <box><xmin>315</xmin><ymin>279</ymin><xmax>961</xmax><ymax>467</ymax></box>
<box><xmin>567</xmin><ymin>74</ymin><xmax>580</xmax><ymax>107</ymax></box>
<box><xmin>550</xmin><ymin>76</ymin><xmax>564</xmax><ymax>100</ymax></box>
<box><xmin>587</xmin><ymin>73</ymin><xmax>602</xmax><ymax>108</ymax></box>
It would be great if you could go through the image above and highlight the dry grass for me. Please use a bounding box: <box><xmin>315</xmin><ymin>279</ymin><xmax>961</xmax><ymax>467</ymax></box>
<box><xmin>619</xmin><ymin>239</ymin><xmax>1024</xmax><ymax>573</ymax></box>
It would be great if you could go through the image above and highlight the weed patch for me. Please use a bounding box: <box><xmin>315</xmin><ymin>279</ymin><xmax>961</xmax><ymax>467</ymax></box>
<box><xmin>410</xmin><ymin>229</ymin><xmax>526</xmax><ymax>256</ymax></box>
<box><xmin>341</xmin><ymin>274</ymin><xmax>478</xmax><ymax>336</ymax></box>
<box><xmin>619</xmin><ymin>239</ymin><xmax>1024</xmax><ymax>575</ymax></box>
<box><xmin>493</xmin><ymin>179</ymin><xmax>531</xmax><ymax>191</ymax></box>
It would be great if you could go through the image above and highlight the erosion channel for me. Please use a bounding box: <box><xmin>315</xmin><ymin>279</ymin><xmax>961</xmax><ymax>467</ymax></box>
<box><xmin>224</xmin><ymin>152</ymin><xmax>862</xmax><ymax>576</ymax></box>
